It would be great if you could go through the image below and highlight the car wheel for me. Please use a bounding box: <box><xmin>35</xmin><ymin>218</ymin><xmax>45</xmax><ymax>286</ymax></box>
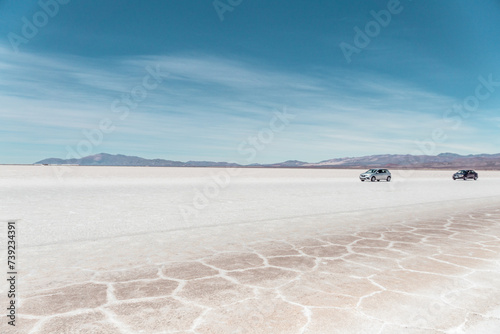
<box><xmin>361</xmin><ymin>179</ymin><xmax>365</xmax><ymax>182</ymax></box>
<box><xmin>371</xmin><ymin>176</ymin><xmax>376</xmax><ymax>182</ymax></box>
<box><xmin>474</xmin><ymin>176</ymin><xmax>478</xmax><ymax>180</ymax></box>
<box><xmin>387</xmin><ymin>176</ymin><xmax>391</xmax><ymax>182</ymax></box>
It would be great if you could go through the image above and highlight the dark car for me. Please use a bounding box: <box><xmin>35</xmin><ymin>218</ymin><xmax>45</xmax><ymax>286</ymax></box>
<box><xmin>453</xmin><ymin>170</ymin><xmax>478</xmax><ymax>180</ymax></box>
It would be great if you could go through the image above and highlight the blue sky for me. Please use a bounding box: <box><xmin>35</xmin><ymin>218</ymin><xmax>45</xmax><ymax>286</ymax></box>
<box><xmin>1</xmin><ymin>0</ymin><xmax>500</xmax><ymax>164</ymax></box>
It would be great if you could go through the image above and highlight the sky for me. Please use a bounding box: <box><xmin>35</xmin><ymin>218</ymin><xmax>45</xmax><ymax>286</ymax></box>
<box><xmin>1</xmin><ymin>0</ymin><xmax>500</xmax><ymax>164</ymax></box>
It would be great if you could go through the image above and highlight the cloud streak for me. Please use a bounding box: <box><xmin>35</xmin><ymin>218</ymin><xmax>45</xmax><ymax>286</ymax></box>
<box><xmin>0</xmin><ymin>46</ymin><xmax>498</xmax><ymax>163</ymax></box>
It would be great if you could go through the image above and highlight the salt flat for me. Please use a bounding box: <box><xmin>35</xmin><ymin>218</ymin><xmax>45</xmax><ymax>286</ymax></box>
<box><xmin>1</xmin><ymin>166</ymin><xmax>500</xmax><ymax>246</ymax></box>
<box><xmin>1</xmin><ymin>166</ymin><xmax>500</xmax><ymax>333</ymax></box>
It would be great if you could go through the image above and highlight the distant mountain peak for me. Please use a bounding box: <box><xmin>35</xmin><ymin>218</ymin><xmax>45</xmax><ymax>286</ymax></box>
<box><xmin>438</xmin><ymin>152</ymin><xmax>461</xmax><ymax>157</ymax></box>
<box><xmin>35</xmin><ymin>153</ymin><xmax>237</xmax><ymax>167</ymax></box>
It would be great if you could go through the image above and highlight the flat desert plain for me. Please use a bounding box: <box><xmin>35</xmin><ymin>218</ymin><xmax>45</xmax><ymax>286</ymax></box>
<box><xmin>1</xmin><ymin>166</ymin><xmax>500</xmax><ymax>333</ymax></box>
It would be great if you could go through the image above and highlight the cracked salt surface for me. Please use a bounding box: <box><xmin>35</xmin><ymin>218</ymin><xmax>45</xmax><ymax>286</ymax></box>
<box><xmin>0</xmin><ymin>166</ymin><xmax>499</xmax><ymax>333</ymax></box>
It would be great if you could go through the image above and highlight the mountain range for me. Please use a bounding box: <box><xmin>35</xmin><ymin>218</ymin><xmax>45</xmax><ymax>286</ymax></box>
<box><xmin>35</xmin><ymin>152</ymin><xmax>500</xmax><ymax>169</ymax></box>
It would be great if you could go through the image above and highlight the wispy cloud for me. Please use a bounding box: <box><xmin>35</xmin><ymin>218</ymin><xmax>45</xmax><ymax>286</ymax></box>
<box><xmin>0</xmin><ymin>46</ymin><xmax>497</xmax><ymax>163</ymax></box>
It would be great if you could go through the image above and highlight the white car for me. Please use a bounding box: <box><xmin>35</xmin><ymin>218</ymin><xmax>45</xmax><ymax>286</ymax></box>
<box><xmin>359</xmin><ymin>169</ymin><xmax>391</xmax><ymax>182</ymax></box>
